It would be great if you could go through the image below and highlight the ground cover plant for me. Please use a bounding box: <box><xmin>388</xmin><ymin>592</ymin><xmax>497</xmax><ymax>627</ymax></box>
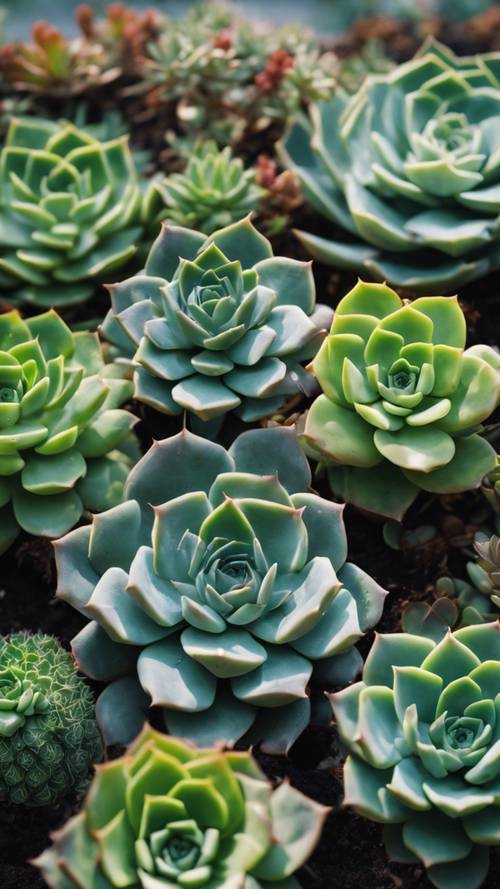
<box><xmin>0</xmin><ymin>3</ymin><xmax>499</xmax><ymax>889</ymax></box>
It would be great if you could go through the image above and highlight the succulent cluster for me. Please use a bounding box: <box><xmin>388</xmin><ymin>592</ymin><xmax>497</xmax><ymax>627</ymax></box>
<box><xmin>0</xmin><ymin>308</ymin><xmax>136</xmax><ymax>553</ymax></box>
<box><xmin>36</xmin><ymin>724</ymin><xmax>327</xmax><ymax>889</ymax></box>
<box><xmin>303</xmin><ymin>281</ymin><xmax>500</xmax><ymax>519</ymax></box>
<box><xmin>149</xmin><ymin>140</ymin><xmax>266</xmax><ymax>235</ymax></box>
<box><xmin>0</xmin><ymin>633</ymin><xmax>102</xmax><ymax>806</ymax></box>
<box><xmin>281</xmin><ymin>39</ymin><xmax>500</xmax><ymax>292</ymax></box>
<box><xmin>0</xmin><ymin>5</ymin><xmax>160</xmax><ymax>95</ymax></box>
<box><xmin>331</xmin><ymin>622</ymin><xmax>500</xmax><ymax>889</ymax></box>
<box><xmin>0</xmin><ymin>117</ymin><xmax>144</xmax><ymax>308</ymax></box>
<box><xmin>103</xmin><ymin>217</ymin><xmax>331</xmax><ymax>422</ymax></box>
<box><xmin>147</xmin><ymin>1</ymin><xmax>335</xmax><ymax>147</ymax></box>
<box><xmin>56</xmin><ymin>428</ymin><xmax>387</xmax><ymax>752</ymax></box>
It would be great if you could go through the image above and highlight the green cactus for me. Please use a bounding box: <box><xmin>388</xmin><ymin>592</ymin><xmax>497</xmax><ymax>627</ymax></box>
<box><xmin>330</xmin><ymin>621</ymin><xmax>500</xmax><ymax>889</ymax></box>
<box><xmin>303</xmin><ymin>280</ymin><xmax>500</xmax><ymax>520</ymax></box>
<box><xmin>36</xmin><ymin>723</ymin><xmax>327</xmax><ymax>889</ymax></box>
<box><xmin>55</xmin><ymin>427</ymin><xmax>387</xmax><ymax>753</ymax></box>
<box><xmin>102</xmin><ymin>216</ymin><xmax>332</xmax><ymax>422</ymax></box>
<box><xmin>280</xmin><ymin>39</ymin><xmax>500</xmax><ymax>292</ymax></box>
<box><xmin>0</xmin><ymin>117</ymin><xmax>144</xmax><ymax>308</ymax></box>
<box><xmin>0</xmin><ymin>633</ymin><xmax>102</xmax><ymax>806</ymax></box>
<box><xmin>0</xmin><ymin>308</ymin><xmax>137</xmax><ymax>553</ymax></box>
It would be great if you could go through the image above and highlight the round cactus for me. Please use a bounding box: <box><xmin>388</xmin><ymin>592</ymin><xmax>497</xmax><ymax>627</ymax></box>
<box><xmin>280</xmin><ymin>39</ymin><xmax>500</xmax><ymax>292</ymax></box>
<box><xmin>0</xmin><ymin>633</ymin><xmax>102</xmax><ymax>806</ymax></box>
<box><xmin>330</xmin><ymin>621</ymin><xmax>500</xmax><ymax>889</ymax></box>
<box><xmin>147</xmin><ymin>140</ymin><xmax>266</xmax><ymax>235</ymax></box>
<box><xmin>303</xmin><ymin>280</ymin><xmax>500</xmax><ymax>520</ymax></box>
<box><xmin>101</xmin><ymin>216</ymin><xmax>332</xmax><ymax>422</ymax></box>
<box><xmin>35</xmin><ymin>724</ymin><xmax>327</xmax><ymax>889</ymax></box>
<box><xmin>0</xmin><ymin>117</ymin><xmax>144</xmax><ymax>308</ymax></box>
<box><xmin>55</xmin><ymin>426</ymin><xmax>387</xmax><ymax>753</ymax></box>
<box><xmin>0</xmin><ymin>308</ymin><xmax>137</xmax><ymax>553</ymax></box>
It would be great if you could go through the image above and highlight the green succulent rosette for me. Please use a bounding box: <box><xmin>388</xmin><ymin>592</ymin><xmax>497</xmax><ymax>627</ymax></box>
<box><xmin>147</xmin><ymin>141</ymin><xmax>266</xmax><ymax>236</ymax></box>
<box><xmin>303</xmin><ymin>281</ymin><xmax>500</xmax><ymax>520</ymax></box>
<box><xmin>0</xmin><ymin>308</ymin><xmax>137</xmax><ymax>552</ymax></box>
<box><xmin>55</xmin><ymin>427</ymin><xmax>387</xmax><ymax>753</ymax></box>
<box><xmin>101</xmin><ymin>216</ymin><xmax>331</xmax><ymax>422</ymax></box>
<box><xmin>0</xmin><ymin>633</ymin><xmax>102</xmax><ymax>806</ymax></box>
<box><xmin>0</xmin><ymin>117</ymin><xmax>144</xmax><ymax>307</ymax></box>
<box><xmin>280</xmin><ymin>39</ymin><xmax>500</xmax><ymax>292</ymax></box>
<box><xmin>36</xmin><ymin>724</ymin><xmax>328</xmax><ymax>889</ymax></box>
<box><xmin>330</xmin><ymin>622</ymin><xmax>500</xmax><ymax>889</ymax></box>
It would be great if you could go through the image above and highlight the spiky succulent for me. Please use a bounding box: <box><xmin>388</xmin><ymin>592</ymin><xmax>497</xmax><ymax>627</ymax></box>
<box><xmin>330</xmin><ymin>622</ymin><xmax>500</xmax><ymax>889</ymax></box>
<box><xmin>102</xmin><ymin>217</ymin><xmax>331</xmax><ymax>422</ymax></box>
<box><xmin>0</xmin><ymin>308</ymin><xmax>136</xmax><ymax>553</ymax></box>
<box><xmin>0</xmin><ymin>633</ymin><xmax>102</xmax><ymax>806</ymax></box>
<box><xmin>55</xmin><ymin>427</ymin><xmax>387</xmax><ymax>753</ymax></box>
<box><xmin>280</xmin><ymin>38</ymin><xmax>500</xmax><ymax>292</ymax></box>
<box><xmin>36</xmin><ymin>723</ymin><xmax>327</xmax><ymax>889</ymax></box>
<box><xmin>0</xmin><ymin>117</ymin><xmax>144</xmax><ymax>308</ymax></box>
<box><xmin>303</xmin><ymin>281</ymin><xmax>500</xmax><ymax>520</ymax></box>
<box><xmin>148</xmin><ymin>141</ymin><xmax>266</xmax><ymax>236</ymax></box>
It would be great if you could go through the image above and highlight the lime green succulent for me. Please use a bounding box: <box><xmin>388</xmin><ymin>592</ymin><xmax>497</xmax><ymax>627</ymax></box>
<box><xmin>330</xmin><ymin>621</ymin><xmax>500</xmax><ymax>889</ymax></box>
<box><xmin>280</xmin><ymin>39</ymin><xmax>500</xmax><ymax>292</ymax></box>
<box><xmin>0</xmin><ymin>308</ymin><xmax>137</xmax><ymax>552</ymax></box>
<box><xmin>102</xmin><ymin>216</ymin><xmax>331</xmax><ymax>422</ymax></box>
<box><xmin>55</xmin><ymin>427</ymin><xmax>386</xmax><ymax>752</ymax></box>
<box><xmin>0</xmin><ymin>117</ymin><xmax>143</xmax><ymax>307</ymax></box>
<box><xmin>0</xmin><ymin>633</ymin><xmax>102</xmax><ymax>806</ymax></box>
<box><xmin>36</xmin><ymin>724</ymin><xmax>327</xmax><ymax>889</ymax></box>
<box><xmin>148</xmin><ymin>140</ymin><xmax>266</xmax><ymax>236</ymax></box>
<box><xmin>303</xmin><ymin>281</ymin><xmax>500</xmax><ymax>520</ymax></box>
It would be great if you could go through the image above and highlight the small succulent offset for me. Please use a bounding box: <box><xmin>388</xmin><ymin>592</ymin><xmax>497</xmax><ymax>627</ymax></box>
<box><xmin>330</xmin><ymin>622</ymin><xmax>500</xmax><ymax>889</ymax></box>
<box><xmin>148</xmin><ymin>141</ymin><xmax>266</xmax><ymax>236</ymax></box>
<box><xmin>455</xmin><ymin>533</ymin><xmax>500</xmax><ymax>623</ymax></box>
<box><xmin>280</xmin><ymin>39</ymin><xmax>500</xmax><ymax>292</ymax></box>
<box><xmin>55</xmin><ymin>427</ymin><xmax>387</xmax><ymax>752</ymax></box>
<box><xmin>0</xmin><ymin>308</ymin><xmax>136</xmax><ymax>553</ymax></box>
<box><xmin>0</xmin><ymin>117</ymin><xmax>143</xmax><ymax>307</ymax></box>
<box><xmin>103</xmin><ymin>217</ymin><xmax>331</xmax><ymax>422</ymax></box>
<box><xmin>36</xmin><ymin>724</ymin><xmax>327</xmax><ymax>889</ymax></box>
<box><xmin>303</xmin><ymin>281</ymin><xmax>500</xmax><ymax>520</ymax></box>
<box><xmin>0</xmin><ymin>633</ymin><xmax>102</xmax><ymax>806</ymax></box>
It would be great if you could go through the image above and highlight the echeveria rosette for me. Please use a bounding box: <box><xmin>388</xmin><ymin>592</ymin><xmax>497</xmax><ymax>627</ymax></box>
<box><xmin>0</xmin><ymin>633</ymin><xmax>102</xmax><ymax>806</ymax></box>
<box><xmin>55</xmin><ymin>427</ymin><xmax>387</xmax><ymax>753</ymax></box>
<box><xmin>330</xmin><ymin>622</ymin><xmax>500</xmax><ymax>889</ymax></box>
<box><xmin>101</xmin><ymin>216</ymin><xmax>332</xmax><ymax>422</ymax></box>
<box><xmin>303</xmin><ymin>281</ymin><xmax>500</xmax><ymax>520</ymax></box>
<box><xmin>0</xmin><ymin>308</ymin><xmax>137</xmax><ymax>552</ymax></box>
<box><xmin>147</xmin><ymin>140</ymin><xmax>266</xmax><ymax>236</ymax></box>
<box><xmin>36</xmin><ymin>724</ymin><xmax>328</xmax><ymax>889</ymax></box>
<box><xmin>280</xmin><ymin>39</ymin><xmax>500</xmax><ymax>292</ymax></box>
<box><xmin>0</xmin><ymin>117</ymin><xmax>143</xmax><ymax>307</ymax></box>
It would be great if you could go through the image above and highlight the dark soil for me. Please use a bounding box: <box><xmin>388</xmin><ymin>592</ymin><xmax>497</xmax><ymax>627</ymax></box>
<box><xmin>1</xmin><ymin>11</ymin><xmax>500</xmax><ymax>889</ymax></box>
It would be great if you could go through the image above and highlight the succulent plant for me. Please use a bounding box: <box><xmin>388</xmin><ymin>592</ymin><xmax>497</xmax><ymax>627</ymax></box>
<box><xmin>482</xmin><ymin>459</ymin><xmax>500</xmax><ymax>515</ymax></box>
<box><xmin>102</xmin><ymin>217</ymin><xmax>331</xmax><ymax>422</ymax></box>
<box><xmin>0</xmin><ymin>307</ymin><xmax>137</xmax><ymax>553</ymax></box>
<box><xmin>303</xmin><ymin>281</ymin><xmax>500</xmax><ymax>520</ymax></box>
<box><xmin>280</xmin><ymin>38</ymin><xmax>500</xmax><ymax>292</ymax></box>
<box><xmin>148</xmin><ymin>140</ymin><xmax>266</xmax><ymax>236</ymax></box>
<box><xmin>330</xmin><ymin>621</ymin><xmax>500</xmax><ymax>889</ymax></box>
<box><xmin>0</xmin><ymin>632</ymin><xmax>102</xmax><ymax>806</ymax></box>
<box><xmin>55</xmin><ymin>427</ymin><xmax>387</xmax><ymax>752</ymax></box>
<box><xmin>0</xmin><ymin>117</ymin><xmax>144</xmax><ymax>308</ymax></box>
<box><xmin>36</xmin><ymin>723</ymin><xmax>327</xmax><ymax>889</ymax></box>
